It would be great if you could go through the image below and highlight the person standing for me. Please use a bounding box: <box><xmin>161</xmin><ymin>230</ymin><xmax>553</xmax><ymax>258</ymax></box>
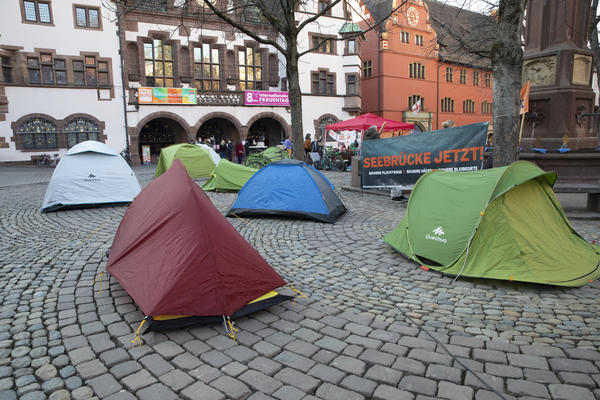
<box><xmin>284</xmin><ymin>136</ymin><xmax>293</xmax><ymax>157</ymax></box>
<box><xmin>226</xmin><ymin>140</ymin><xmax>233</xmax><ymax>162</ymax></box>
<box><xmin>236</xmin><ymin>141</ymin><xmax>245</xmax><ymax>164</ymax></box>
<box><xmin>304</xmin><ymin>134</ymin><xmax>312</xmax><ymax>156</ymax></box>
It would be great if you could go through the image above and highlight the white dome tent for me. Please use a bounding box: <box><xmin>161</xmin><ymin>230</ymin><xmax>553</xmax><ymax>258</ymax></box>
<box><xmin>42</xmin><ymin>141</ymin><xmax>141</xmax><ymax>212</ymax></box>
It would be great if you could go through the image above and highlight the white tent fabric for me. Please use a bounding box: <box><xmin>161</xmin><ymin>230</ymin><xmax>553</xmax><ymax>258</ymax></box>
<box><xmin>196</xmin><ymin>143</ymin><xmax>221</xmax><ymax>165</ymax></box>
<box><xmin>42</xmin><ymin>141</ymin><xmax>141</xmax><ymax>212</ymax></box>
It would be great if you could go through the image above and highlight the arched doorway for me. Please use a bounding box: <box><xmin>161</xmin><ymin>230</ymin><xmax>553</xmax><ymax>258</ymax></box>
<box><xmin>139</xmin><ymin>118</ymin><xmax>187</xmax><ymax>164</ymax></box>
<box><xmin>247</xmin><ymin>117</ymin><xmax>285</xmax><ymax>147</ymax></box>
<box><xmin>197</xmin><ymin>117</ymin><xmax>239</xmax><ymax>156</ymax></box>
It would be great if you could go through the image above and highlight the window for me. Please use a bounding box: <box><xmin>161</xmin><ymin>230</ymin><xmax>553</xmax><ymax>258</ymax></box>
<box><xmin>441</xmin><ymin>97</ymin><xmax>454</xmax><ymax>112</ymax></box>
<box><xmin>401</xmin><ymin>32</ymin><xmax>410</xmax><ymax>43</ymax></box>
<box><xmin>485</xmin><ymin>73</ymin><xmax>491</xmax><ymax>87</ymax></box>
<box><xmin>312</xmin><ymin>70</ymin><xmax>335</xmax><ymax>95</ymax></box>
<box><xmin>239</xmin><ymin>47</ymin><xmax>262</xmax><ymax>90</ymax></box>
<box><xmin>194</xmin><ymin>43</ymin><xmax>220</xmax><ymax>91</ymax></box>
<box><xmin>312</xmin><ymin>36</ymin><xmax>335</xmax><ymax>54</ymax></box>
<box><xmin>17</xmin><ymin>117</ymin><xmax>58</xmax><ymax>149</ymax></box>
<box><xmin>463</xmin><ymin>99</ymin><xmax>475</xmax><ymax>113</ymax></box>
<box><xmin>481</xmin><ymin>101</ymin><xmax>493</xmax><ymax>115</ymax></box>
<box><xmin>318</xmin><ymin>0</ymin><xmax>331</xmax><ymax>15</ymax></box>
<box><xmin>144</xmin><ymin>39</ymin><xmax>174</xmax><ymax>87</ymax></box>
<box><xmin>409</xmin><ymin>62</ymin><xmax>425</xmax><ymax>79</ymax></box>
<box><xmin>97</xmin><ymin>61</ymin><xmax>109</xmax><ymax>85</ymax></box>
<box><xmin>415</xmin><ymin>35</ymin><xmax>424</xmax><ymax>46</ymax></box>
<box><xmin>446</xmin><ymin>67</ymin><xmax>453</xmax><ymax>83</ymax></box>
<box><xmin>40</xmin><ymin>54</ymin><xmax>54</xmax><ymax>85</ymax></box>
<box><xmin>84</xmin><ymin>56</ymin><xmax>97</xmax><ymax>86</ymax></box>
<box><xmin>363</xmin><ymin>60</ymin><xmax>372</xmax><ymax>78</ymax></box>
<box><xmin>74</xmin><ymin>6</ymin><xmax>100</xmax><ymax>29</ymax></box>
<box><xmin>242</xmin><ymin>0</ymin><xmax>265</xmax><ymax>23</ymax></box>
<box><xmin>347</xmin><ymin>74</ymin><xmax>357</xmax><ymax>95</ymax></box>
<box><xmin>459</xmin><ymin>69</ymin><xmax>466</xmax><ymax>84</ymax></box>
<box><xmin>318</xmin><ymin>117</ymin><xmax>338</xmax><ymax>139</ymax></box>
<box><xmin>23</xmin><ymin>0</ymin><xmax>52</xmax><ymax>24</ymax></box>
<box><xmin>55</xmin><ymin>59</ymin><xmax>66</xmax><ymax>85</ymax></box>
<box><xmin>64</xmin><ymin>118</ymin><xmax>100</xmax><ymax>147</ymax></box>
<box><xmin>1</xmin><ymin>57</ymin><xmax>13</xmax><ymax>84</ymax></box>
<box><xmin>28</xmin><ymin>58</ymin><xmax>41</xmax><ymax>84</ymax></box>
<box><xmin>408</xmin><ymin>95</ymin><xmax>423</xmax><ymax>110</ymax></box>
<box><xmin>473</xmin><ymin>71</ymin><xmax>479</xmax><ymax>86</ymax></box>
<box><xmin>347</xmin><ymin>39</ymin><xmax>356</xmax><ymax>54</ymax></box>
<box><xmin>73</xmin><ymin>60</ymin><xmax>85</xmax><ymax>85</ymax></box>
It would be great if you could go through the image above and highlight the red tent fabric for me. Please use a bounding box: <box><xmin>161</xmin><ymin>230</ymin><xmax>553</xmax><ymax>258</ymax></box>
<box><xmin>325</xmin><ymin>113</ymin><xmax>414</xmax><ymax>131</ymax></box>
<box><xmin>106</xmin><ymin>159</ymin><xmax>286</xmax><ymax>317</ymax></box>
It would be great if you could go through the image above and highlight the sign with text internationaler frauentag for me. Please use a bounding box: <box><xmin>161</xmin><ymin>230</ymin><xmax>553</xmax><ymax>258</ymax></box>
<box><xmin>361</xmin><ymin>122</ymin><xmax>488</xmax><ymax>189</ymax></box>
<box><xmin>244</xmin><ymin>90</ymin><xmax>290</xmax><ymax>106</ymax></box>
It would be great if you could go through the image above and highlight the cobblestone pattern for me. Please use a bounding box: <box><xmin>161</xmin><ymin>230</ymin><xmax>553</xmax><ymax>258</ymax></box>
<box><xmin>0</xmin><ymin>171</ymin><xmax>600</xmax><ymax>399</ymax></box>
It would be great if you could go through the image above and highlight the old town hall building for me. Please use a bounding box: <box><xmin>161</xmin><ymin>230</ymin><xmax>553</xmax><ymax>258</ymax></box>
<box><xmin>360</xmin><ymin>0</ymin><xmax>494</xmax><ymax>132</ymax></box>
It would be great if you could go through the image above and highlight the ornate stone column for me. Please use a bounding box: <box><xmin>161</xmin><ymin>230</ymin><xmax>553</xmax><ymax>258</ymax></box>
<box><xmin>521</xmin><ymin>0</ymin><xmax>596</xmax><ymax>149</ymax></box>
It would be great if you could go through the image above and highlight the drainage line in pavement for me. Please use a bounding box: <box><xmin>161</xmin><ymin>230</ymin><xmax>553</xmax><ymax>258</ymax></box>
<box><xmin>229</xmin><ymin>211</ymin><xmax>510</xmax><ymax>400</ymax></box>
<box><xmin>350</xmin><ymin>262</ymin><xmax>510</xmax><ymax>400</ymax></box>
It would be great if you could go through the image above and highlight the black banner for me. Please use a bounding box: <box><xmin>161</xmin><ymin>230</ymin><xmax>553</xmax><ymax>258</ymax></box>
<box><xmin>361</xmin><ymin>122</ymin><xmax>488</xmax><ymax>189</ymax></box>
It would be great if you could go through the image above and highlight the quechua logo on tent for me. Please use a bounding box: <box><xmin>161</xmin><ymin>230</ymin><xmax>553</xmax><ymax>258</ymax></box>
<box><xmin>84</xmin><ymin>172</ymin><xmax>100</xmax><ymax>182</ymax></box>
<box><xmin>426</xmin><ymin>226</ymin><xmax>447</xmax><ymax>243</ymax></box>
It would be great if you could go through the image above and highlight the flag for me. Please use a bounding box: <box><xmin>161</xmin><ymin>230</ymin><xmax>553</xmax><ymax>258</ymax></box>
<box><xmin>412</xmin><ymin>99</ymin><xmax>421</xmax><ymax>116</ymax></box>
<box><xmin>520</xmin><ymin>81</ymin><xmax>530</xmax><ymax>115</ymax></box>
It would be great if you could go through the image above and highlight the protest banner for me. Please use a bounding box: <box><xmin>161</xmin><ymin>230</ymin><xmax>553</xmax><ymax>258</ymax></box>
<box><xmin>361</xmin><ymin>122</ymin><xmax>488</xmax><ymax>189</ymax></box>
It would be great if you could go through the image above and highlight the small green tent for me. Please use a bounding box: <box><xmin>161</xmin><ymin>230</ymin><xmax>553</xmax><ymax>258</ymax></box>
<box><xmin>202</xmin><ymin>159</ymin><xmax>258</xmax><ymax>192</ymax></box>
<box><xmin>155</xmin><ymin>144</ymin><xmax>217</xmax><ymax>178</ymax></box>
<box><xmin>384</xmin><ymin>161</ymin><xmax>600</xmax><ymax>287</ymax></box>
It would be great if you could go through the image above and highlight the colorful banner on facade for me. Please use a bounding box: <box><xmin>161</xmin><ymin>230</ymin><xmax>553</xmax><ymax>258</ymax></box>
<box><xmin>244</xmin><ymin>91</ymin><xmax>290</xmax><ymax>106</ymax></box>
<box><xmin>361</xmin><ymin>122</ymin><xmax>488</xmax><ymax>189</ymax></box>
<box><xmin>137</xmin><ymin>87</ymin><xmax>197</xmax><ymax>104</ymax></box>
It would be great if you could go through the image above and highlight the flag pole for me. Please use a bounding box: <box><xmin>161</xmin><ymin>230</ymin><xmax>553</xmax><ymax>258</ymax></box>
<box><xmin>518</xmin><ymin>112</ymin><xmax>526</xmax><ymax>144</ymax></box>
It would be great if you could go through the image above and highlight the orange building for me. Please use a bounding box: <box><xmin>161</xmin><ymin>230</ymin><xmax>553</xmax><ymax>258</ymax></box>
<box><xmin>360</xmin><ymin>0</ymin><xmax>493</xmax><ymax>132</ymax></box>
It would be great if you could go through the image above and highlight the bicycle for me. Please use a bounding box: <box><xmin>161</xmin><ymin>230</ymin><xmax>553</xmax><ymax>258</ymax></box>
<box><xmin>37</xmin><ymin>153</ymin><xmax>60</xmax><ymax>168</ymax></box>
<box><xmin>314</xmin><ymin>147</ymin><xmax>345</xmax><ymax>172</ymax></box>
<box><xmin>120</xmin><ymin>149</ymin><xmax>132</xmax><ymax>165</ymax></box>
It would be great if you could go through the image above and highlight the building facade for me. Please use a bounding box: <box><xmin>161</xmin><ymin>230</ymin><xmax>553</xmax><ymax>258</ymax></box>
<box><xmin>0</xmin><ymin>0</ymin><xmax>125</xmax><ymax>163</ymax></box>
<box><xmin>360</xmin><ymin>0</ymin><xmax>493</xmax><ymax>132</ymax></box>
<box><xmin>1</xmin><ymin>0</ymin><xmax>362</xmax><ymax>164</ymax></box>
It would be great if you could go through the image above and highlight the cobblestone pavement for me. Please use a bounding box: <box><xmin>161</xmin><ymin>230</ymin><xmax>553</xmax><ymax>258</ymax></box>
<box><xmin>1</xmin><ymin>168</ymin><xmax>600</xmax><ymax>399</ymax></box>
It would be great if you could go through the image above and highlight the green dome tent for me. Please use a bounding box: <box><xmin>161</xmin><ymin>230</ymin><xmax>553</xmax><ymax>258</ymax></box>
<box><xmin>244</xmin><ymin>146</ymin><xmax>289</xmax><ymax>169</ymax></box>
<box><xmin>155</xmin><ymin>143</ymin><xmax>217</xmax><ymax>178</ymax></box>
<box><xmin>384</xmin><ymin>161</ymin><xmax>600</xmax><ymax>287</ymax></box>
<box><xmin>202</xmin><ymin>159</ymin><xmax>258</xmax><ymax>192</ymax></box>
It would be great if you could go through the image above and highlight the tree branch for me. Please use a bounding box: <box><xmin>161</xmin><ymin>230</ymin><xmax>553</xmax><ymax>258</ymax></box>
<box><xmin>199</xmin><ymin>0</ymin><xmax>285</xmax><ymax>53</ymax></box>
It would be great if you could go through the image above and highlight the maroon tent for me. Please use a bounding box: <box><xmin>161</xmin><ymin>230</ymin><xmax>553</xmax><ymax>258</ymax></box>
<box><xmin>106</xmin><ymin>159</ymin><xmax>289</xmax><ymax>330</ymax></box>
<box><xmin>325</xmin><ymin>113</ymin><xmax>414</xmax><ymax>131</ymax></box>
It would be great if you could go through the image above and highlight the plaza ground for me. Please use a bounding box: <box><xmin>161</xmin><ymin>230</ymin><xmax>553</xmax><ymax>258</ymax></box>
<box><xmin>0</xmin><ymin>165</ymin><xmax>600</xmax><ymax>399</ymax></box>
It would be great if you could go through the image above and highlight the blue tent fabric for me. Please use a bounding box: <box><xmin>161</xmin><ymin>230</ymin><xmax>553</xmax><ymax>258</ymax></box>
<box><xmin>228</xmin><ymin>160</ymin><xmax>346</xmax><ymax>223</ymax></box>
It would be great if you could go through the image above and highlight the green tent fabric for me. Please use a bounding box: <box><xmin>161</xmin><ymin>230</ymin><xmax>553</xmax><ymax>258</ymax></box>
<box><xmin>384</xmin><ymin>161</ymin><xmax>600</xmax><ymax>287</ymax></box>
<box><xmin>245</xmin><ymin>146</ymin><xmax>289</xmax><ymax>168</ymax></box>
<box><xmin>155</xmin><ymin>144</ymin><xmax>217</xmax><ymax>178</ymax></box>
<box><xmin>202</xmin><ymin>159</ymin><xmax>258</xmax><ymax>192</ymax></box>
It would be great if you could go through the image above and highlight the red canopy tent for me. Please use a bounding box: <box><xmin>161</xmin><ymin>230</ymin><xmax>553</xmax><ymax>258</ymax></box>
<box><xmin>325</xmin><ymin>113</ymin><xmax>414</xmax><ymax>131</ymax></box>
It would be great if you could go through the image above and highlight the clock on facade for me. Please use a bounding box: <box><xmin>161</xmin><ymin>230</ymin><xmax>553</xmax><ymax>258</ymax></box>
<box><xmin>407</xmin><ymin>7</ymin><xmax>419</xmax><ymax>26</ymax></box>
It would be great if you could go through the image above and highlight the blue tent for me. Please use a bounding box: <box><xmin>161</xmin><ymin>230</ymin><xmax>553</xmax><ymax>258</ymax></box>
<box><xmin>228</xmin><ymin>160</ymin><xmax>346</xmax><ymax>223</ymax></box>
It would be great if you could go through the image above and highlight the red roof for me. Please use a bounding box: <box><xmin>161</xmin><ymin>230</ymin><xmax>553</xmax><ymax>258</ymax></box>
<box><xmin>106</xmin><ymin>159</ymin><xmax>286</xmax><ymax>317</ymax></box>
<box><xmin>325</xmin><ymin>113</ymin><xmax>414</xmax><ymax>131</ymax></box>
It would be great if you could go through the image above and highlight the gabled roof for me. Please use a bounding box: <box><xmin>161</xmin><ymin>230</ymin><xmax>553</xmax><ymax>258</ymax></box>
<box><xmin>425</xmin><ymin>0</ymin><xmax>494</xmax><ymax>69</ymax></box>
<box><xmin>361</xmin><ymin>0</ymin><xmax>494</xmax><ymax>69</ymax></box>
